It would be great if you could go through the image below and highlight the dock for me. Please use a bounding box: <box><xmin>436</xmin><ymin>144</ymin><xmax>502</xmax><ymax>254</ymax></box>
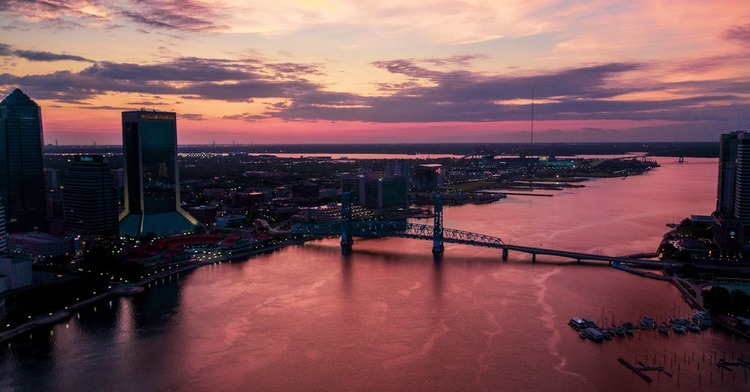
<box><xmin>618</xmin><ymin>357</ymin><xmax>653</xmax><ymax>383</ymax></box>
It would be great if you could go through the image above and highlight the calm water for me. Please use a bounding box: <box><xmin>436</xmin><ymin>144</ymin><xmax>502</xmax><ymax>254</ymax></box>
<box><xmin>3</xmin><ymin>157</ymin><xmax>749</xmax><ymax>391</ymax></box>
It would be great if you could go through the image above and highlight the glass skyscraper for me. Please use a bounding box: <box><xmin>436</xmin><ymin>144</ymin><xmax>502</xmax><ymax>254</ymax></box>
<box><xmin>63</xmin><ymin>155</ymin><xmax>119</xmax><ymax>243</ymax></box>
<box><xmin>0</xmin><ymin>89</ymin><xmax>47</xmax><ymax>232</ymax></box>
<box><xmin>119</xmin><ymin>111</ymin><xmax>197</xmax><ymax>238</ymax></box>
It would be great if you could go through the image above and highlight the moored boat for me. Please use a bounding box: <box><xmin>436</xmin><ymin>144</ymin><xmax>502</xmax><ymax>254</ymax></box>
<box><xmin>585</xmin><ymin>327</ymin><xmax>604</xmax><ymax>342</ymax></box>
<box><xmin>569</xmin><ymin>317</ymin><xmax>587</xmax><ymax>331</ymax></box>
<box><xmin>640</xmin><ymin>317</ymin><xmax>657</xmax><ymax>329</ymax></box>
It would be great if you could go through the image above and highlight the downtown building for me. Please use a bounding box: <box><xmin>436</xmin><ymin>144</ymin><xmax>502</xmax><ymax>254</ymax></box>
<box><xmin>713</xmin><ymin>130</ymin><xmax>749</xmax><ymax>259</ymax></box>
<box><xmin>119</xmin><ymin>111</ymin><xmax>198</xmax><ymax>239</ymax></box>
<box><xmin>0</xmin><ymin>89</ymin><xmax>47</xmax><ymax>232</ymax></box>
<box><xmin>341</xmin><ymin>162</ymin><xmax>409</xmax><ymax>213</ymax></box>
<box><xmin>63</xmin><ymin>155</ymin><xmax>119</xmax><ymax>247</ymax></box>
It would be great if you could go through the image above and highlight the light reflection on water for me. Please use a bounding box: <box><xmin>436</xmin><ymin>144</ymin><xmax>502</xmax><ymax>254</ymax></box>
<box><xmin>2</xmin><ymin>158</ymin><xmax>750</xmax><ymax>391</ymax></box>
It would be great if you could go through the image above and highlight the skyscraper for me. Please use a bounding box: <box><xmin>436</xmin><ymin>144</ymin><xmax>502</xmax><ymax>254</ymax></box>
<box><xmin>119</xmin><ymin>111</ymin><xmax>197</xmax><ymax>238</ymax></box>
<box><xmin>0</xmin><ymin>198</ymin><xmax>7</xmax><ymax>254</ymax></box>
<box><xmin>717</xmin><ymin>132</ymin><xmax>741</xmax><ymax>216</ymax></box>
<box><xmin>63</xmin><ymin>155</ymin><xmax>119</xmax><ymax>244</ymax></box>
<box><xmin>713</xmin><ymin>130</ymin><xmax>748</xmax><ymax>258</ymax></box>
<box><xmin>735</xmin><ymin>132</ymin><xmax>750</xmax><ymax>225</ymax></box>
<box><xmin>0</xmin><ymin>89</ymin><xmax>47</xmax><ymax>232</ymax></box>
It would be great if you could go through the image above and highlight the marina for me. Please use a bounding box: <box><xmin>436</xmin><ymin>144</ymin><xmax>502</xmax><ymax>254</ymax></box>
<box><xmin>569</xmin><ymin>313</ymin><xmax>713</xmax><ymax>343</ymax></box>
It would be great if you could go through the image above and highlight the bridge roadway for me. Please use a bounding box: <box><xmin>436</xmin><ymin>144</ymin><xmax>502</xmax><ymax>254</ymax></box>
<box><xmin>291</xmin><ymin>221</ymin><xmax>669</xmax><ymax>267</ymax></box>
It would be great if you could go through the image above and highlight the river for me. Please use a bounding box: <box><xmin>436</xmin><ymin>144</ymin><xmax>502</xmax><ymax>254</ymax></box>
<box><xmin>2</xmin><ymin>157</ymin><xmax>749</xmax><ymax>391</ymax></box>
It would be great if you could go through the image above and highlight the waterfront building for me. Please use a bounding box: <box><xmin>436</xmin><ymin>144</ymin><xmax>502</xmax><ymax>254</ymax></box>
<box><xmin>7</xmin><ymin>231</ymin><xmax>72</xmax><ymax>260</ymax></box>
<box><xmin>119</xmin><ymin>111</ymin><xmax>198</xmax><ymax>239</ymax></box>
<box><xmin>734</xmin><ymin>131</ymin><xmax>750</xmax><ymax>226</ymax></box>
<box><xmin>717</xmin><ymin>132</ymin><xmax>741</xmax><ymax>215</ymax></box>
<box><xmin>0</xmin><ymin>89</ymin><xmax>47</xmax><ymax>232</ymax></box>
<box><xmin>713</xmin><ymin>130</ymin><xmax>750</xmax><ymax>258</ymax></box>
<box><xmin>63</xmin><ymin>155</ymin><xmax>119</xmax><ymax>246</ymax></box>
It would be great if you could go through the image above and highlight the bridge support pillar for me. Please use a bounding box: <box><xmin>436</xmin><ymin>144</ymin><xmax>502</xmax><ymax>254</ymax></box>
<box><xmin>432</xmin><ymin>194</ymin><xmax>444</xmax><ymax>254</ymax></box>
<box><xmin>502</xmin><ymin>248</ymin><xmax>508</xmax><ymax>261</ymax></box>
<box><xmin>341</xmin><ymin>191</ymin><xmax>353</xmax><ymax>255</ymax></box>
<box><xmin>341</xmin><ymin>238</ymin><xmax>353</xmax><ymax>255</ymax></box>
<box><xmin>532</xmin><ymin>253</ymin><xmax>536</xmax><ymax>263</ymax></box>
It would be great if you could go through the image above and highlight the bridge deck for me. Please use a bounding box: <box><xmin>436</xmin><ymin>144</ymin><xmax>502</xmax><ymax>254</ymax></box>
<box><xmin>291</xmin><ymin>221</ymin><xmax>665</xmax><ymax>266</ymax></box>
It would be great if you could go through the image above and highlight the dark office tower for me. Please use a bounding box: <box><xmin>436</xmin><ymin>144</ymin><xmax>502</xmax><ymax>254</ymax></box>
<box><xmin>717</xmin><ymin>131</ymin><xmax>741</xmax><ymax>215</ymax></box>
<box><xmin>713</xmin><ymin>130</ymin><xmax>747</xmax><ymax>259</ymax></box>
<box><xmin>63</xmin><ymin>155</ymin><xmax>119</xmax><ymax>245</ymax></box>
<box><xmin>119</xmin><ymin>111</ymin><xmax>197</xmax><ymax>239</ymax></box>
<box><xmin>0</xmin><ymin>89</ymin><xmax>47</xmax><ymax>232</ymax></box>
<box><xmin>0</xmin><ymin>198</ymin><xmax>7</xmax><ymax>253</ymax></box>
<box><xmin>734</xmin><ymin>132</ymin><xmax>750</xmax><ymax>226</ymax></box>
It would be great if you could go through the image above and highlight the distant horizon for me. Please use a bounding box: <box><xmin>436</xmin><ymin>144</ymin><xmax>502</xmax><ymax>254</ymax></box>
<box><xmin>44</xmin><ymin>141</ymin><xmax>722</xmax><ymax>147</ymax></box>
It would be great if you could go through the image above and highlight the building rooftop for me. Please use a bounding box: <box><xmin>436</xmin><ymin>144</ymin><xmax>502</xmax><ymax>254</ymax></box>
<box><xmin>1</xmin><ymin>88</ymin><xmax>39</xmax><ymax>107</ymax></box>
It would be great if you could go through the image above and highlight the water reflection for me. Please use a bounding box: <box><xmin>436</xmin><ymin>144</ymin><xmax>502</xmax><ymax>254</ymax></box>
<box><xmin>131</xmin><ymin>280</ymin><xmax>182</xmax><ymax>336</ymax></box>
<box><xmin>5</xmin><ymin>158</ymin><xmax>750</xmax><ymax>391</ymax></box>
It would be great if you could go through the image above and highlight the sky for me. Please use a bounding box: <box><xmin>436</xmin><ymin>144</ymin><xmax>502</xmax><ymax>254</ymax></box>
<box><xmin>1</xmin><ymin>0</ymin><xmax>749</xmax><ymax>145</ymax></box>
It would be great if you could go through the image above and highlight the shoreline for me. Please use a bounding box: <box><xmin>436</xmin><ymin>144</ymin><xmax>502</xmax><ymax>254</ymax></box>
<box><xmin>0</xmin><ymin>238</ymin><xmax>306</xmax><ymax>344</ymax></box>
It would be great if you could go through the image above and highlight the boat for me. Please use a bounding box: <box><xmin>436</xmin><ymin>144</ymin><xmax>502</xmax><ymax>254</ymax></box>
<box><xmin>686</xmin><ymin>323</ymin><xmax>701</xmax><ymax>333</ymax></box>
<box><xmin>640</xmin><ymin>317</ymin><xmax>657</xmax><ymax>329</ymax></box>
<box><xmin>585</xmin><ymin>327</ymin><xmax>604</xmax><ymax>342</ymax></box>
<box><xmin>569</xmin><ymin>317</ymin><xmax>587</xmax><ymax>331</ymax></box>
<box><xmin>582</xmin><ymin>317</ymin><xmax>598</xmax><ymax>329</ymax></box>
<box><xmin>670</xmin><ymin>317</ymin><xmax>691</xmax><ymax>328</ymax></box>
<box><xmin>612</xmin><ymin>326</ymin><xmax>625</xmax><ymax>337</ymax></box>
<box><xmin>672</xmin><ymin>324</ymin><xmax>687</xmax><ymax>334</ymax></box>
<box><xmin>692</xmin><ymin>311</ymin><xmax>713</xmax><ymax>328</ymax></box>
<box><xmin>658</xmin><ymin>325</ymin><xmax>670</xmax><ymax>335</ymax></box>
<box><xmin>578</xmin><ymin>331</ymin><xmax>587</xmax><ymax>339</ymax></box>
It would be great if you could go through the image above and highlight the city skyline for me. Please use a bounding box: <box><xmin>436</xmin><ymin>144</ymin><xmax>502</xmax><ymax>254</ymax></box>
<box><xmin>0</xmin><ymin>1</ymin><xmax>749</xmax><ymax>144</ymax></box>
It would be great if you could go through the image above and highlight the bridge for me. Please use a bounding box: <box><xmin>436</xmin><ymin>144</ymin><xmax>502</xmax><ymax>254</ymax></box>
<box><xmin>292</xmin><ymin>192</ymin><xmax>662</xmax><ymax>267</ymax></box>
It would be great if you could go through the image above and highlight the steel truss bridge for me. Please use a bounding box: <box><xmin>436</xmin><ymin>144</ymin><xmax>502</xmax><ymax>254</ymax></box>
<box><xmin>290</xmin><ymin>192</ymin><xmax>665</xmax><ymax>267</ymax></box>
<box><xmin>292</xmin><ymin>221</ymin><xmax>503</xmax><ymax>249</ymax></box>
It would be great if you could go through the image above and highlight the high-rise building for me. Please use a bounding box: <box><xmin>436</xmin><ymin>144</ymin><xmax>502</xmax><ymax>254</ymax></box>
<box><xmin>735</xmin><ymin>132</ymin><xmax>750</xmax><ymax>226</ymax></box>
<box><xmin>119</xmin><ymin>111</ymin><xmax>197</xmax><ymax>238</ymax></box>
<box><xmin>0</xmin><ymin>89</ymin><xmax>47</xmax><ymax>232</ymax></box>
<box><xmin>0</xmin><ymin>198</ymin><xmax>7</xmax><ymax>254</ymax></box>
<box><xmin>63</xmin><ymin>155</ymin><xmax>119</xmax><ymax>244</ymax></box>
<box><xmin>717</xmin><ymin>132</ymin><xmax>741</xmax><ymax>215</ymax></box>
<box><xmin>412</xmin><ymin>164</ymin><xmax>444</xmax><ymax>192</ymax></box>
<box><xmin>341</xmin><ymin>166</ymin><xmax>408</xmax><ymax>212</ymax></box>
<box><xmin>713</xmin><ymin>130</ymin><xmax>748</xmax><ymax>259</ymax></box>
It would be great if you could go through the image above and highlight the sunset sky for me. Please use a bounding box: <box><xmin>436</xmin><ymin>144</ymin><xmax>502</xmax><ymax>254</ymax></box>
<box><xmin>1</xmin><ymin>0</ymin><xmax>749</xmax><ymax>145</ymax></box>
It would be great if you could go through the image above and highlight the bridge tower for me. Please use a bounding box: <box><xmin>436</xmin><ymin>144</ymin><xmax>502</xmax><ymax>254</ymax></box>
<box><xmin>341</xmin><ymin>191</ymin><xmax>353</xmax><ymax>254</ymax></box>
<box><xmin>432</xmin><ymin>194</ymin><xmax>444</xmax><ymax>254</ymax></box>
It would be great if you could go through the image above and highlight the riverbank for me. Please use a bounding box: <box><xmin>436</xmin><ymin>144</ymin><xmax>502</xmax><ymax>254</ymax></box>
<box><xmin>0</xmin><ymin>238</ymin><xmax>306</xmax><ymax>344</ymax></box>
